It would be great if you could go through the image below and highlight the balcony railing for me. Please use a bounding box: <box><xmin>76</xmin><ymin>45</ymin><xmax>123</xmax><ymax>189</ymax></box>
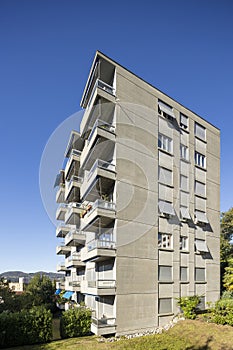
<box><xmin>87</xmin><ymin>239</ymin><xmax>115</xmax><ymax>252</ymax></box>
<box><xmin>88</xmin><ymin>79</ymin><xmax>115</xmax><ymax>108</ymax></box>
<box><xmin>67</xmin><ymin>175</ymin><xmax>83</xmax><ymax>193</ymax></box>
<box><xmin>88</xmin><ymin>199</ymin><xmax>116</xmax><ymax>216</ymax></box>
<box><xmin>88</xmin><ymin>280</ymin><xmax>116</xmax><ymax>289</ymax></box>
<box><xmin>92</xmin><ymin>316</ymin><xmax>116</xmax><ymax>327</ymax></box>
<box><xmin>88</xmin><ymin>159</ymin><xmax>115</xmax><ymax>181</ymax></box>
<box><xmin>68</xmin><ymin>253</ymin><xmax>82</xmax><ymax>262</ymax></box>
<box><xmin>88</xmin><ymin>119</ymin><xmax>115</xmax><ymax>143</ymax></box>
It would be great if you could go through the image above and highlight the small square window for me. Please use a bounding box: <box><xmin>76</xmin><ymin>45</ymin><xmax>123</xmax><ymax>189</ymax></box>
<box><xmin>195</xmin><ymin>268</ymin><xmax>205</xmax><ymax>282</ymax></box>
<box><xmin>195</xmin><ymin>122</ymin><xmax>206</xmax><ymax>141</ymax></box>
<box><xmin>159</xmin><ymin>266</ymin><xmax>172</xmax><ymax>282</ymax></box>
<box><xmin>195</xmin><ymin>181</ymin><xmax>206</xmax><ymax>197</ymax></box>
<box><xmin>158</xmin><ymin>133</ymin><xmax>173</xmax><ymax>153</ymax></box>
<box><xmin>180</xmin><ymin>175</ymin><xmax>188</xmax><ymax>191</ymax></box>
<box><xmin>195</xmin><ymin>152</ymin><xmax>206</xmax><ymax>168</ymax></box>
<box><xmin>158</xmin><ymin>233</ymin><xmax>172</xmax><ymax>249</ymax></box>
<box><xmin>159</xmin><ymin>167</ymin><xmax>173</xmax><ymax>186</ymax></box>
<box><xmin>159</xmin><ymin>298</ymin><xmax>172</xmax><ymax>314</ymax></box>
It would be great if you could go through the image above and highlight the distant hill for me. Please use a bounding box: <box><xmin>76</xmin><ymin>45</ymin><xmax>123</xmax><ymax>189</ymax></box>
<box><xmin>0</xmin><ymin>271</ymin><xmax>64</xmax><ymax>282</ymax></box>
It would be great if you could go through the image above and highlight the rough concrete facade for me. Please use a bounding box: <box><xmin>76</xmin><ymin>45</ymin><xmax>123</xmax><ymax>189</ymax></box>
<box><xmin>55</xmin><ymin>51</ymin><xmax>220</xmax><ymax>336</ymax></box>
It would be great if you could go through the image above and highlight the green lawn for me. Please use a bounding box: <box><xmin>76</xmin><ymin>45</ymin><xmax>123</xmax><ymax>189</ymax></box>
<box><xmin>4</xmin><ymin>319</ymin><xmax>233</xmax><ymax>350</ymax></box>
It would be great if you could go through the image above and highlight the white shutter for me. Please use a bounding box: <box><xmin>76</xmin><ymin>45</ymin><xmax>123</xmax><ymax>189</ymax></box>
<box><xmin>195</xmin><ymin>123</ymin><xmax>206</xmax><ymax>140</ymax></box>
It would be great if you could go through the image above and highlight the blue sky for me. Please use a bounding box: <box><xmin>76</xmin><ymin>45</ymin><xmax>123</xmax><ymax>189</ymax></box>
<box><xmin>0</xmin><ymin>0</ymin><xmax>232</xmax><ymax>273</ymax></box>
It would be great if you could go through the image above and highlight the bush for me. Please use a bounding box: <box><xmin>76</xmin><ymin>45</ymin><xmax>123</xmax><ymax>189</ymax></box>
<box><xmin>177</xmin><ymin>295</ymin><xmax>201</xmax><ymax>319</ymax></box>
<box><xmin>60</xmin><ymin>307</ymin><xmax>92</xmax><ymax>338</ymax></box>
<box><xmin>208</xmin><ymin>298</ymin><xmax>233</xmax><ymax>326</ymax></box>
<box><xmin>221</xmin><ymin>290</ymin><xmax>233</xmax><ymax>299</ymax></box>
<box><xmin>0</xmin><ymin>306</ymin><xmax>52</xmax><ymax>348</ymax></box>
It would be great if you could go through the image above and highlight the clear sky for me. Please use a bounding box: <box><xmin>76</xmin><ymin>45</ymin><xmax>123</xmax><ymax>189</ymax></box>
<box><xmin>0</xmin><ymin>0</ymin><xmax>232</xmax><ymax>273</ymax></box>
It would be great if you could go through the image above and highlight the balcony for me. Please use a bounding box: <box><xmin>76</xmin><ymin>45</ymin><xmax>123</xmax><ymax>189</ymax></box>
<box><xmin>91</xmin><ymin>316</ymin><xmax>116</xmax><ymax>336</ymax></box>
<box><xmin>81</xmin><ymin>160</ymin><xmax>116</xmax><ymax>202</ymax></box>
<box><xmin>56</xmin><ymin>204</ymin><xmax>68</xmax><ymax>221</ymax></box>
<box><xmin>64</xmin><ymin>149</ymin><xmax>81</xmax><ymax>181</ymax></box>
<box><xmin>65</xmin><ymin>175</ymin><xmax>83</xmax><ymax>203</ymax></box>
<box><xmin>82</xmin><ymin>238</ymin><xmax>116</xmax><ymax>262</ymax></box>
<box><xmin>56</xmin><ymin>263</ymin><xmax>68</xmax><ymax>272</ymax></box>
<box><xmin>56</xmin><ymin>280</ymin><xmax>65</xmax><ymax>289</ymax></box>
<box><xmin>82</xmin><ymin>78</ymin><xmax>115</xmax><ymax>110</ymax></box>
<box><xmin>87</xmin><ymin>280</ymin><xmax>116</xmax><ymax>296</ymax></box>
<box><xmin>68</xmin><ymin>280</ymin><xmax>81</xmax><ymax>292</ymax></box>
<box><xmin>65</xmin><ymin>203</ymin><xmax>83</xmax><ymax>225</ymax></box>
<box><xmin>56</xmin><ymin>243</ymin><xmax>72</xmax><ymax>255</ymax></box>
<box><xmin>65</xmin><ymin>253</ymin><xmax>85</xmax><ymax>268</ymax></box>
<box><xmin>56</xmin><ymin>224</ymin><xmax>71</xmax><ymax>238</ymax></box>
<box><xmin>81</xmin><ymin>200</ymin><xmax>116</xmax><ymax>233</ymax></box>
<box><xmin>80</xmin><ymin>119</ymin><xmax>115</xmax><ymax>172</ymax></box>
<box><xmin>56</xmin><ymin>183</ymin><xmax>65</xmax><ymax>203</ymax></box>
<box><xmin>65</xmin><ymin>229</ymin><xmax>86</xmax><ymax>247</ymax></box>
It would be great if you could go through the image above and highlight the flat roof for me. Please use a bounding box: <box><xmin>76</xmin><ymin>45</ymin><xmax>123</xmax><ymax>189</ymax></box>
<box><xmin>92</xmin><ymin>50</ymin><xmax>219</xmax><ymax>131</ymax></box>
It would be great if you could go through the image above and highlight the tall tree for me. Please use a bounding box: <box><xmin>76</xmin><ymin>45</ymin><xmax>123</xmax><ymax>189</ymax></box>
<box><xmin>26</xmin><ymin>274</ymin><xmax>55</xmax><ymax>307</ymax></box>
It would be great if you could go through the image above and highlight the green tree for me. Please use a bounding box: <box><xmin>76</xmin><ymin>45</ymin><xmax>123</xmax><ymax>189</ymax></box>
<box><xmin>220</xmin><ymin>208</ymin><xmax>233</xmax><ymax>292</ymax></box>
<box><xmin>221</xmin><ymin>208</ymin><xmax>233</xmax><ymax>242</ymax></box>
<box><xmin>26</xmin><ymin>274</ymin><xmax>56</xmax><ymax>310</ymax></box>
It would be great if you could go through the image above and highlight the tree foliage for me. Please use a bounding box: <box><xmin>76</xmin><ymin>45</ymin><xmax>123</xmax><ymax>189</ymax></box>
<box><xmin>26</xmin><ymin>274</ymin><xmax>56</xmax><ymax>309</ymax></box>
<box><xmin>221</xmin><ymin>208</ymin><xmax>233</xmax><ymax>242</ymax></box>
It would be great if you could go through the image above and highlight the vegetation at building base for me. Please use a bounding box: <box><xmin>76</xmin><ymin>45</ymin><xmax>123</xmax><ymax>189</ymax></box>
<box><xmin>220</xmin><ymin>207</ymin><xmax>233</xmax><ymax>292</ymax></box>
<box><xmin>60</xmin><ymin>307</ymin><xmax>92</xmax><ymax>339</ymax></box>
<box><xmin>3</xmin><ymin>320</ymin><xmax>233</xmax><ymax>350</ymax></box>
<box><xmin>0</xmin><ymin>306</ymin><xmax>52</xmax><ymax>348</ymax></box>
<box><xmin>176</xmin><ymin>295</ymin><xmax>201</xmax><ymax>319</ymax></box>
<box><xmin>0</xmin><ymin>274</ymin><xmax>56</xmax><ymax>314</ymax></box>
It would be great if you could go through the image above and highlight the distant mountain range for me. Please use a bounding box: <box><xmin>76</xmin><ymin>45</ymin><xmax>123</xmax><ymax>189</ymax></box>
<box><xmin>0</xmin><ymin>271</ymin><xmax>64</xmax><ymax>282</ymax></box>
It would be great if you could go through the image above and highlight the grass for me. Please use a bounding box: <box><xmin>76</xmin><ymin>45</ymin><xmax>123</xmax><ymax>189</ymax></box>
<box><xmin>4</xmin><ymin>319</ymin><xmax>233</xmax><ymax>350</ymax></box>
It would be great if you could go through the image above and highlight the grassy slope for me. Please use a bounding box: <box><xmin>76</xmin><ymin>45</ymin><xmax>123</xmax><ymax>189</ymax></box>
<box><xmin>5</xmin><ymin>320</ymin><xmax>233</xmax><ymax>350</ymax></box>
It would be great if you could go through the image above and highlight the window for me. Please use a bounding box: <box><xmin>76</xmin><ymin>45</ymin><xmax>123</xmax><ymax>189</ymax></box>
<box><xmin>180</xmin><ymin>175</ymin><xmax>188</xmax><ymax>192</ymax></box>
<box><xmin>195</xmin><ymin>152</ymin><xmax>206</xmax><ymax>168</ymax></box>
<box><xmin>158</xmin><ymin>133</ymin><xmax>172</xmax><ymax>153</ymax></box>
<box><xmin>158</xmin><ymin>298</ymin><xmax>172</xmax><ymax>314</ymax></box>
<box><xmin>180</xmin><ymin>114</ymin><xmax>188</xmax><ymax>129</ymax></box>
<box><xmin>195</xmin><ymin>268</ymin><xmax>205</xmax><ymax>282</ymax></box>
<box><xmin>195</xmin><ymin>210</ymin><xmax>208</xmax><ymax>224</ymax></box>
<box><xmin>180</xmin><ymin>206</ymin><xmax>191</xmax><ymax>220</ymax></box>
<box><xmin>158</xmin><ymin>200</ymin><xmax>175</xmax><ymax>216</ymax></box>
<box><xmin>180</xmin><ymin>144</ymin><xmax>189</xmax><ymax>161</ymax></box>
<box><xmin>195</xmin><ymin>239</ymin><xmax>209</xmax><ymax>253</ymax></box>
<box><xmin>180</xmin><ymin>267</ymin><xmax>188</xmax><ymax>282</ymax></box>
<box><xmin>195</xmin><ymin>181</ymin><xmax>206</xmax><ymax>197</ymax></box>
<box><xmin>158</xmin><ymin>233</ymin><xmax>172</xmax><ymax>249</ymax></box>
<box><xmin>180</xmin><ymin>191</ymin><xmax>189</xmax><ymax>206</ymax></box>
<box><xmin>159</xmin><ymin>167</ymin><xmax>173</xmax><ymax>186</ymax></box>
<box><xmin>158</xmin><ymin>101</ymin><xmax>175</xmax><ymax>120</ymax></box>
<box><xmin>159</xmin><ymin>266</ymin><xmax>172</xmax><ymax>282</ymax></box>
<box><xmin>180</xmin><ymin>236</ymin><xmax>188</xmax><ymax>251</ymax></box>
<box><xmin>195</xmin><ymin>122</ymin><xmax>206</xmax><ymax>141</ymax></box>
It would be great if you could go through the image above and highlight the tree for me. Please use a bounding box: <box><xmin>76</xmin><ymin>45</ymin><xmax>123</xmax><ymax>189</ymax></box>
<box><xmin>220</xmin><ymin>208</ymin><xmax>233</xmax><ymax>263</ymax></box>
<box><xmin>223</xmin><ymin>259</ymin><xmax>233</xmax><ymax>291</ymax></box>
<box><xmin>26</xmin><ymin>274</ymin><xmax>56</xmax><ymax>309</ymax></box>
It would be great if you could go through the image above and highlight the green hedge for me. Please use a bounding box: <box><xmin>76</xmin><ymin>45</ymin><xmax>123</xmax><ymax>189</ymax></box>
<box><xmin>208</xmin><ymin>298</ymin><xmax>233</xmax><ymax>326</ymax></box>
<box><xmin>0</xmin><ymin>306</ymin><xmax>52</xmax><ymax>348</ymax></box>
<box><xmin>60</xmin><ymin>307</ymin><xmax>91</xmax><ymax>338</ymax></box>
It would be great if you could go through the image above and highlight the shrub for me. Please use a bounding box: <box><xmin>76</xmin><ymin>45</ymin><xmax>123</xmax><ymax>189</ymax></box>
<box><xmin>208</xmin><ymin>298</ymin><xmax>233</xmax><ymax>326</ymax></box>
<box><xmin>0</xmin><ymin>306</ymin><xmax>52</xmax><ymax>348</ymax></box>
<box><xmin>221</xmin><ymin>290</ymin><xmax>233</xmax><ymax>299</ymax></box>
<box><xmin>60</xmin><ymin>307</ymin><xmax>92</xmax><ymax>338</ymax></box>
<box><xmin>176</xmin><ymin>295</ymin><xmax>201</xmax><ymax>319</ymax></box>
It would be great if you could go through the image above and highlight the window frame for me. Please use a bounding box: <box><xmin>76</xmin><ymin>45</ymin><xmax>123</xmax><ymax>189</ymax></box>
<box><xmin>180</xmin><ymin>236</ymin><xmax>188</xmax><ymax>251</ymax></box>
<box><xmin>180</xmin><ymin>266</ymin><xmax>188</xmax><ymax>282</ymax></box>
<box><xmin>195</xmin><ymin>122</ymin><xmax>206</xmax><ymax>141</ymax></box>
<box><xmin>195</xmin><ymin>267</ymin><xmax>206</xmax><ymax>282</ymax></box>
<box><xmin>195</xmin><ymin>180</ymin><xmax>206</xmax><ymax>197</ymax></box>
<box><xmin>158</xmin><ymin>298</ymin><xmax>173</xmax><ymax>314</ymax></box>
<box><xmin>158</xmin><ymin>232</ymin><xmax>173</xmax><ymax>250</ymax></box>
<box><xmin>158</xmin><ymin>133</ymin><xmax>173</xmax><ymax>154</ymax></box>
<box><xmin>158</xmin><ymin>265</ymin><xmax>173</xmax><ymax>282</ymax></box>
<box><xmin>158</xmin><ymin>166</ymin><xmax>173</xmax><ymax>186</ymax></box>
<box><xmin>195</xmin><ymin>151</ymin><xmax>206</xmax><ymax>168</ymax></box>
<box><xmin>180</xmin><ymin>144</ymin><xmax>189</xmax><ymax>161</ymax></box>
<box><xmin>180</xmin><ymin>113</ymin><xmax>188</xmax><ymax>129</ymax></box>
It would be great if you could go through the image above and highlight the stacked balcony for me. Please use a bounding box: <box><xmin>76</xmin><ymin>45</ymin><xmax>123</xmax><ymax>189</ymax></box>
<box><xmin>56</xmin><ymin>224</ymin><xmax>71</xmax><ymax>238</ymax></box>
<box><xmin>65</xmin><ymin>175</ymin><xmax>83</xmax><ymax>203</ymax></box>
<box><xmin>65</xmin><ymin>252</ymin><xmax>85</xmax><ymax>268</ymax></box>
<box><xmin>56</xmin><ymin>263</ymin><xmax>68</xmax><ymax>272</ymax></box>
<box><xmin>56</xmin><ymin>243</ymin><xmax>72</xmax><ymax>255</ymax></box>
<box><xmin>56</xmin><ymin>183</ymin><xmax>65</xmax><ymax>203</ymax></box>
<box><xmin>65</xmin><ymin>229</ymin><xmax>86</xmax><ymax>247</ymax></box>
<box><xmin>65</xmin><ymin>203</ymin><xmax>83</xmax><ymax>226</ymax></box>
<box><xmin>80</xmin><ymin>119</ymin><xmax>115</xmax><ymax>174</ymax></box>
<box><xmin>56</xmin><ymin>204</ymin><xmax>68</xmax><ymax>221</ymax></box>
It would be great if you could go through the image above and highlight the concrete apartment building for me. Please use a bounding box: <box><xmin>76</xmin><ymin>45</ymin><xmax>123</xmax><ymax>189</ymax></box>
<box><xmin>55</xmin><ymin>51</ymin><xmax>220</xmax><ymax>336</ymax></box>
